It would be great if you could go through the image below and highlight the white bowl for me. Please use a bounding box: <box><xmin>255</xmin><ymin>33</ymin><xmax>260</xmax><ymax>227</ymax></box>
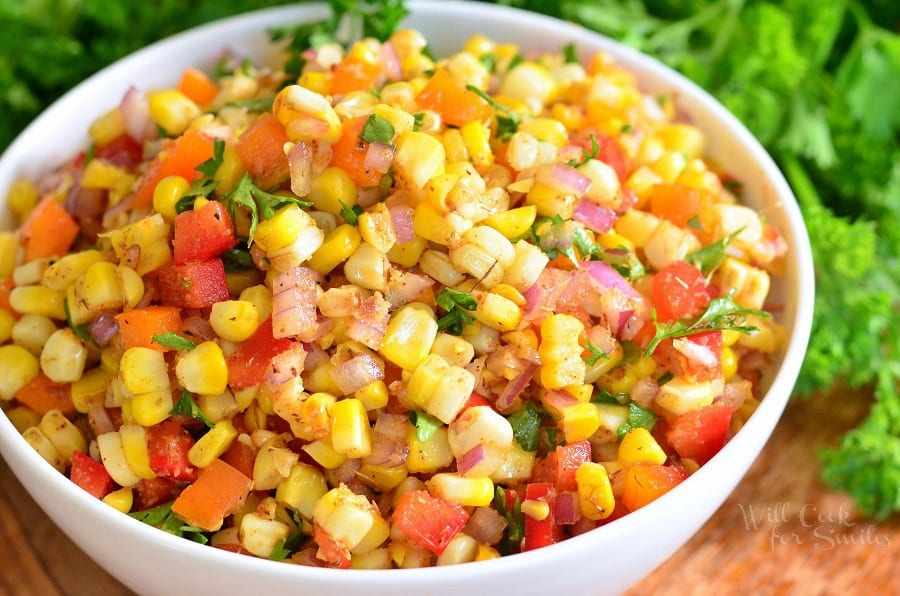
<box><xmin>0</xmin><ymin>2</ymin><xmax>814</xmax><ymax>594</ymax></box>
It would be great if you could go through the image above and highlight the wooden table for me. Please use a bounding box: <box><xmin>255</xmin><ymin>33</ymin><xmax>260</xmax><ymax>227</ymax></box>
<box><xmin>2</xmin><ymin>387</ymin><xmax>898</xmax><ymax>595</ymax></box>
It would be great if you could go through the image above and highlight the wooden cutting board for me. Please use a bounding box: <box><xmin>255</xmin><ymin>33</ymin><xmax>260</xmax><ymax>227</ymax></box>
<box><xmin>1</xmin><ymin>387</ymin><xmax>897</xmax><ymax>595</ymax></box>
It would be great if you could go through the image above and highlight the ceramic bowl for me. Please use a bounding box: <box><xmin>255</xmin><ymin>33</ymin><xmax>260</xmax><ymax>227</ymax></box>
<box><xmin>0</xmin><ymin>2</ymin><xmax>814</xmax><ymax>594</ymax></box>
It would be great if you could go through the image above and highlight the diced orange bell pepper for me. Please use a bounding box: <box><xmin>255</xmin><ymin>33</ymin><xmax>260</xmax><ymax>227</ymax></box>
<box><xmin>235</xmin><ymin>112</ymin><xmax>291</xmax><ymax>191</ymax></box>
<box><xmin>328</xmin><ymin>115</ymin><xmax>384</xmax><ymax>189</ymax></box>
<box><xmin>648</xmin><ymin>183</ymin><xmax>713</xmax><ymax>228</ymax></box>
<box><xmin>178</xmin><ymin>67</ymin><xmax>220</xmax><ymax>106</ymax></box>
<box><xmin>14</xmin><ymin>373</ymin><xmax>75</xmax><ymax>416</ymax></box>
<box><xmin>19</xmin><ymin>196</ymin><xmax>79</xmax><ymax>262</ymax></box>
<box><xmin>171</xmin><ymin>459</ymin><xmax>252</xmax><ymax>532</ymax></box>
<box><xmin>330</xmin><ymin>57</ymin><xmax>382</xmax><ymax>95</ymax></box>
<box><xmin>133</xmin><ymin>129</ymin><xmax>216</xmax><ymax>208</ymax></box>
<box><xmin>416</xmin><ymin>69</ymin><xmax>492</xmax><ymax>128</ymax></box>
<box><xmin>115</xmin><ymin>306</ymin><xmax>184</xmax><ymax>351</ymax></box>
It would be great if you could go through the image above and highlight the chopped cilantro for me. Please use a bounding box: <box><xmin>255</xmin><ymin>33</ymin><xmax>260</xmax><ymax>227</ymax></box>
<box><xmin>562</xmin><ymin>42</ymin><xmax>578</xmax><ymax>64</ymax></box>
<box><xmin>170</xmin><ymin>389</ymin><xmax>214</xmax><ymax>428</ymax></box>
<box><xmin>620</xmin><ymin>123</ymin><xmax>633</xmax><ymax>133</ymax></box>
<box><xmin>359</xmin><ymin>113</ymin><xmax>395</xmax><ymax>144</ymax></box>
<box><xmin>592</xmin><ymin>389</ymin><xmax>630</xmax><ymax>405</ymax></box>
<box><xmin>685</xmin><ymin>228</ymin><xmax>742</xmax><ymax>276</ymax></box>
<box><xmin>508</xmin><ymin>402</ymin><xmax>541</xmax><ymax>452</ymax></box>
<box><xmin>583</xmin><ymin>341</ymin><xmax>609</xmax><ymax>366</ymax></box>
<box><xmin>151</xmin><ymin>332</ymin><xmax>196</xmax><ymax>351</ymax></box>
<box><xmin>566</xmin><ymin>133</ymin><xmax>600</xmax><ymax>168</ymax></box>
<box><xmin>465</xmin><ymin>84</ymin><xmax>523</xmax><ymax>141</ymax></box>
<box><xmin>269</xmin><ymin>539</ymin><xmax>292</xmax><ymax>561</ymax></box>
<box><xmin>182</xmin><ymin>138</ymin><xmax>226</xmax><ymax>200</ymax></box>
<box><xmin>221</xmin><ymin>97</ymin><xmax>275</xmax><ymax>112</ymax></box>
<box><xmin>657</xmin><ymin>371</ymin><xmax>675</xmax><ymax>385</ymax></box>
<box><xmin>412</xmin><ymin>112</ymin><xmax>426</xmax><ymax>131</ymax></box>
<box><xmin>686</xmin><ymin>215</ymin><xmax>704</xmax><ymax>231</ymax></box>
<box><xmin>339</xmin><ymin>200</ymin><xmax>365</xmax><ymax>225</ymax></box>
<box><xmin>221</xmin><ymin>244</ymin><xmax>254</xmax><ymax>272</ymax></box>
<box><xmin>494</xmin><ymin>487</ymin><xmax>524</xmax><ymax>555</ymax></box>
<box><xmin>435</xmin><ymin>288</ymin><xmax>477</xmax><ymax>336</ymax></box>
<box><xmin>480</xmin><ymin>53</ymin><xmax>497</xmax><ymax>72</ymax></box>
<box><xmin>225</xmin><ymin>172</ymin><xmax>312</xmax><ymax>244</ymax></box>
<box><xmin>129</xmin><ymin>501</ymin><xmax>208</xmax><ymax>544</ymax></box>
<box><xmin>616</xmin><ymin>401</ymin><xmax>658</xmax><ymax>439</ymax></box>
<box><xmin>409</xmin><ymin>410</ymin><xmax>442</xmax><ymax>443</ymax></box>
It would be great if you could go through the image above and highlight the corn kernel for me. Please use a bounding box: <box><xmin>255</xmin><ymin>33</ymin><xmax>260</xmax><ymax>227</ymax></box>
<box><xmin>213</xmin><ymin>145</ymin><xmax>246</xmax><ymax>195</ymax></box>
<box><xmin>148</xmin><ymin>90</ymin><xmax>201</xmax><ymax>135</ymax></box>
<box><xmin>276</xmin><ymin>462</ymin><xmax>329</xmax><ymax>520</ymax></box>
<box><xmin>176</xmin><ymin>341</ymin><xmax>228</xmax><ymax>396</ymax></box>
<box><xmin>131</xmin><ymin>389</ymin><xmax>175</xmax><ymax>427</ymax></box>
<box><xmin>405</xmin><ymin>425</ymin><xmax>453</xmax><ymax>474</ymax></box>
<box><xmin>152</xmin><ymin>175</ymin><xmax>190</xmax><ymax>221</ymax></box>
<box><xmin>210</xmin><ymin>300</ymin><xmax>260</xmax><ymax>343</ymax></box>
<box><xmin>189</xmin><ymin>419</ymin><xmax>238</xmax><ymax>468</ymax></box>
<box><xmin>380</xmin><ymin>304</ymin><xmax>438</xmax><ymax>371</ymax></box>
<box><xmin>120</xmin><ymin>347</ymin><xmax>169</xmax><ymax>395</ymax></box>
<box><xmin>119</xmin><ymin>424</ymin><xmax>156</xmax><ymax>480</ymax></box>
<box><xmin>302</xmin><ymin>438</ymin><xmax>348</xmax><ymax>470</ymax></box>
<box><xmin>8</xmin><ymin>179</ymin><xmax>40</xmax><ymax>221</ymax></box>
<box><xmin>561</xmin><ymin>402</ymin><xmax>602</xmax><ymax>443</ymax></box>
<box><xmin>576</xmin><ymin>461</ymin><xmax>615</xmax><ymax>520</ymax></box>
<box><xmin>356</xmin><ymin>380</ymin><xmax>389</xmax><ymax>410</ymax></box>
<box><xmin>103</xmin><ymin>487</ymin><xmax>134</xmax><ymax>513</ymax></box>
<box><xmin>88</xmin><ymin>108</ymin><xmax>125</xmax><ymax>148</ymax></box>
<box><xmin>9</xmin><ymin>285</ymin><xmax>66</xmax><ymax>320</ymax></box>
<box><xmin>617</xmin><ymin>428</ymin><xmax>667</xmax><ymax>467</ymax></box>
<box><xmin>308</xmin><ymin>224</ymin><xmax>362</xmax><ymax>275</ymax></box>
<box><xmin>394</xmin><ymin>131</ymin><xmax>446</xmax><ymax>189</ymax></box>
<box><xmin>330</xmin><ymin>398</ymin><xmax>372</xmax><ymax>458</ymax></box>
<box><xmin>428</xmin><ymin>473</ymin><xmax>494</xmax><ymax>507</ymax></box>
<box><xmin>273</xmin><ymin>85</ymin><xmax>342</xmax><ymax>144</ymax></box>
<box><xmin>308</xmin><ymin>167</ymin><xmax>358</xmax><ymax>216</ymax></box>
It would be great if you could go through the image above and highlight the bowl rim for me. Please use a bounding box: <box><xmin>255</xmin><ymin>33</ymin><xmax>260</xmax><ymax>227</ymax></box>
<box><xmin>0</xmin><ymin>0</ymin><xmax>815</xmax><ymax>588</ymax></box>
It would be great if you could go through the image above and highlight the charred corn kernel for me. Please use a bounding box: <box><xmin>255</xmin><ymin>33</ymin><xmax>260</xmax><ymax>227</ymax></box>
<box><xmin>714</xmin><ymin>257</ymin><xmax>771</xmax><ymax>311</ymax></box>
<box><xmin>273</xmin><ymin>84</ymin><xmax>341</xmax><ymax>144</ymax></box>
<box><xmin>103</xmin><ymin>487</ymin><xmax>134</xmax><ymax>513</ymax></box>
<box><xmin>23</xmin><ymin>427</ymin><xmax>65</xmax><ymax>471</ymax></box>
<box><xmin>500</xmin><ymin>62</ymin><xmax>555</xmax><ymax>111</ymax></box>
<box><xmin>358</xmin><ymin>463</ymin><xmax>408</xmax><ymax>492</ymax></box>
<box><xmin>526</xmin><ymin>180</ymin><xmax>575</xmax><ymax>219</ymax></box>
<box><xmin>656</xmin><ymin>376</ymin><xmax>718</xmax><ymax>415</ymax></box>
<box><xmin>209</xmin><ymin>300</ymin><xmax>259</xmax><ymax>343</ymax></box>
<box><xmin>424</xmin><ymin>172</ymin><xmax>459</xmax><ymax>212</ymax></box>
<box><xmin>188</xmin><ymin>419</ymin><xmax>238</xmax><ymax>468</ymax></box>
<box><xmin>308</xmin><ymin>224</ymin><xmax>361</xmax><ymax>277</ymax></box>
<box><xmin>343</xmin><ymin>242</ymin><xmax>388</xmax><ymax>292</ymax></box>
<box><xmin>618</xmin><ymin>428</ymin><xmax>667</xmax><ymax>466</ymax></box>
<box><xmin>9</xmin><ymin>285</ymin><xmax>66</xmax><ymax>320</ymax></box>
<box><xmin>101</xmin><ymin>214</ymin><xmax>172</xmax><ymax>275</ymax></box>
<box><xmin>722</xmin><ymin>346</ymin><xmax>738</xmax><ymax>381</ymax></box>
<box><xmin>503</xmin><ymin>241</ymin><xmax>549</xmax><ymax>292</ymax></box>
<box><xmin>276</xmin><ymin>462</ymin><xmax>328</xmax><ymax>520</ymax></box>
<box><xmin>131</xmin><ymin>389</ymin><xmax>174</xmax><ymax>427</ymax></box>
<box><xmin>308</xmin><ymin>167</ymin><xmax>358</xmax><ymax>216</ymax></box>
<box><xmin>118</xmin><ymin>424</ymin><xmax>156</xmax><ymax>480</ymax></box>
<box><xmin>539</xmin><ymin>314</ymin><xmax>586</xmax><ymax>389</ymax></box>
<box><xmin>380</xmin><ymin>304</ymin><xmax>438</xmax><ymax>371</ymax></box>
<box><xmin>74</xmin><ymin>261</ymin><xmax>121</xmax><ymax>314</ymax></box>
<box><xmin>358</xmin><ymin>203</ymin><xmax>396</xmax><ymax>253</ymax></box>
<box><xmin>176</xmin><ymin>341</ymin><xmax>228</xmax><ymax>396</ymax></box>
<box><xmin>239</xmin><ymin>512</ymin><xmax>290</xmax><ymax>558</ymax></box>
<box><xmin>519</xmin><ymin>117</ymin><xmax>568</xmax><ymax>147</ymax></box>
<box><xmin>0</xmin><ymin>345</ymin><xmax>40</xmax><ymax>400</ymax></box>
<box><xmin>413</xmin><ymin>201</ymin><xmax>455</xmax><ymax>246</ymax></box>
<box><xmin>80</xmin><ymin>160</ymin><xmax>134</xmax><ymax>198</ymax></box>
<box><xmin>254</xmin><ymin>436</ymin><xmax>300</xmax><ymax>489</ymax></box>
<box><xmin>8</xmin><ymin>178</ymin><xmax>40</xmax><ymax>221</ymax></box>
<box><xmin>99</xmin><ymin>346</ymin><xmax>121</xmax><ymax>375</ymax></box>
<box><xmin>576</xmin><ymin>461</ymin><xmax>615</xmax><ymax>520</ymax></box>
<box><xmin>152</xmin><ymin>175</ymin><xmax>190</xmax><ymax>221</ymax></box>
<box><xmin>407</xmin><ymin>354</ymin><xmax>476</xmax><ymax>424</ymax></box>
<box><xmin>387</xmin><ymin>235</ymin><xmax>428</xmax><ymax>268</ymax></box>
<box><xmin>97</xmin><ymin>431</ymin><xmax>141</xmax><ymax>486</ymax></box>
<box><xmin>482</xmin><ymin>205</ymin><xmax>537</xmax><ymax>240</ymax></box>
<box><xmin>356</xmin><ymin>380</ymin><xmax>389</xmax><ymax>411</ymax></box>
<box><xmin>148</xmin><ymin>90</ymin><xmax>201</xmax><ymax>135</ymax></box>
<box><xmin>88</xmin><ymin>108</ymin><xmax>125</xmax><ymax>147</ymax></box>
<box><xmin>561</xmin><ymin>402</ymin><xmax>602</xmax><ymax>443</ymax></box>
<box><xmin>13</xmin><ymin>258</ymin><xmax>53</xmax><ymax>286</ymax></box>
<box><xmin>330</xmin><ymin>398</ymin><xmax>371</xmax><ymax>458</ymax></box>
<box><xmin>430</xmin><ymin>333</ymin><xmax>475</xmax><ymax>368</ymax></box>
<box><xmin>643</xmin><ymin>220</ymin><xmax>701</xmax><ymax>271</ymax></box>
<box><xmin>472</xmin><ymin>290</ymin><xmax>522</xmax><ymax>332</ymax></box>
<box><xmin>405</xmin><ymin>425</ymin><xmax>453</xmax><ymax>473</ymax></box>
<box><xmin>120</xmin><ymin>347</ymin><xmax>169</xmax><ymax>395</ymax></box>
<box><xmin>428</xmin><ymin>473</ymin><xmax>494</xmax><ymax>507</ymax></box>
<box><xmin>41</xmin><ymin>250</ymin><xmax>104</xmax><ymax>292</ymax></box>
<box><xmin>314</xmin><ymin>485</ymin><xmax>390</xmax><ymax>556</ymax></box>
<box><xmin>39</xmin><ymin>409</ymin><xmax>86</xmax><ymax>460</ymax></box>
<box><xmin>394</xmin><ymin>131</ymin><xmax>446</xmax><ymax>189</ymax></box>
<box><xmin>302</xmin><ymin>438</ymin><xmax>347</xmax><ymax>470</ymax></box>
<box><xmin>11</xmin><ymin>314</ymin><xmax>55</xmax><ymax>355</ymax></box>
<box><xmin>0</xmin><ymin>232</ymin><xmax>17</xmax><ymax>277</ymax></box>
<box><xmin>522</xmin><ymin>499</ymin><xmax>551</xmax><ymax>521</ymax></box>
<box><xmin>597</xmin><ymin>366</ymin><xmax>638</xmax><ymax>395</ymax></box>
<box><xmin>40</xmin><ymin>328</ymin><xmax>88</xmax><ymax>383</ymax></box>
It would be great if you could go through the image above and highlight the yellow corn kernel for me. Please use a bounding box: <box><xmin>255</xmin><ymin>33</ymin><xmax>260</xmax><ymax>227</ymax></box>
<box><xmin>476</xmin><ymin>544</ymin><xmax>501</xmax><ymax>561</ymax></box>
<box><xmin>499</xmin><ymin>62</ymin><xmax>556</xmax><ymax>111</ymax></box>
<box><xmin>407</xmin><ymin>354</ymin><xmax>475</xmax><ymax>424</ymax></box>
<box><xmin>148</xmin><ymin>89</ymin><xmax>201</xmax><ymax>135</ymax></box>
<box><xmin>0</xmin><ymin>232</ymin><xmax>18</xmax><ymax>278</ymax></box>
<box><xmin>0</xmin><ymin>310</ymin><xmax>14</xmax><ymax>344</ymax></box>
<box><xmin>253</xmin><ymin>436</ymin><xmax>300</xmax><ymax>490</ymax></box>
<box><xmin>736</xmin><ymin>315</ymin><xmax>784</xmax><ymax>354</ymax></box>
<box><xmin>40</xmin><ymin>328</ymin><xmax>88</xmax><ymax>383</ymax></box>
<box><xmin>314</xmin><ymin>485</ymin><xmax>390</xmax><ymax>556</ymax></box>
<box><xmin>428</xmin><ymin>473</ymin><xmax>494</xmax><ymax>507</ymax></box>
<box><xmin>722</xmin><ymin>346</ymin><xmax>739</xmax><ymax>381</ymax></box>
<box><xmin>212</xmin><ymin>144</ymin><xmax>245</xmax><ymax>195</ymax></box>
<box><xmin>39</xmin><ymin>409</ymin><xmax>86</xmax><ymax>461</ymax></box>
<box><xmin>22</xmin><ymin>427</ymin><xmax>64</xmax><ymax>471</ymax></box>
<box><xmin>8</xmin><ymin>285</ymin><xmax>66</xmax><ymax>320</ymax></box>
<box><xmin>519</xmin><ymin>117</ymin><xmax>568</xmax><ymax>147</ymax></box>
<box><xmin>459</xmin><ymin>121</ymin><xmax>493</xmax><ymax>170</ymax></box>
<box><xmin>358</xmin><ymin>463</ymin><xmax>408</xmax><ymax>492</ymax></box>
<box><xmin>303</xmin><ymin>361</ymin><xmax>344</xmax><ymax>395</ymax></box>
<box><xmin>618</xmin><ymin>428</ymin><xmax>667</xmax><ymax>467</ymax></box>
<box><xmin>566</xmin><ymin>383</ymin><xmax>593</xmax><ymax>403</ymax></box>
<box><xmin>594</xmin><ymin>403</ymin><xmax>630</xmax><ymax>435</ymax></box>
<box><xmin>358</xmin><ymin>203</ymin><xmax>396</xmax><ymax>254</ymax></box>
<box><xmin>373</xmin><ymin>103</ymin><xmax>415</xmax><ymax>136</ymax></box>
<box><xmin>10</xmin><ymin>314</ymin><xmax>54</xmax><ymax>355</ymax></box>
<box><xmin>413</xmin><ymin>201</ymin><xmax>455</xmax><ymax>246</ymax></box>
<box><xmin>176</xmin><ymin>341</ymin><xmax>228</xmax><ymax>396</ymax></box>
<box><xmin>330</xmin><ymin>398</ymin><xmax>372</xmax><ymax>458</ymax></box>
<box><xmin>118</xmin><ymin>424</ymin><xmax>156</xmax><ymax>480</ymax></box>
<box><xmin>197</xmin><ymin>391</ymin><xmax>239</xmax><ymax>423</ymax></box>
<box><xmin>650</xmin><ymin>151</ymin><xmax>688</xmax><ymax>183</ymax></box>
<box><xmin>131</xmin><ymin>389</ymin><xmax>175</xmax><ymax>427</ymax></box>
<box><xmin>189</xmin><ymin>419</ymin><xmax>238</xmax><ymax>468</ymax></box>
<box><xmin>561</xmin><ymin>402</ymin><xmax>602</xmax><ymax>443</ymax></box>
<box><xmin>152</xmin><ymin>175</ymin><xmax>190</xmax><ymax>221</ymax></box>
<box><xmin>103</xmin><ymin>487</ymin><xmax>134</xmax><ymax>513</ymax></box>
<box><xmin>714</xmin><ymin>257</ymin><xmax>771</xmax><ymax>311</ymax></box>
<box><xmin>380</xmin><ymin>304</ymin><xmax>438</xmax><ymax>371</ymax></box>
<box><xmin>394</xmin><ymin>131</ymin><xmax>446</xmax><ymax>189</ymax></box>
<box><xmin>254</xmin><ymin>203</ymin><xmax>311</xmax><ymax>253</ymax></box>
<box><xmin>234</xmin><ymin>286</ymin><xmax>270</xmax><ymax>325</ymax></box>
<box><xmin>472</xmin><ymin>291</ymin><xmax>522</xmax><ymax>332</ymax></box>
<box><xmin>298</xmin><ymin>70</ymin><xmax>331</xmax><ymax>94</ymax></box>
<box><xmin>430</xmin><ymin>333</ymin><xmax>475</xmax><ymax>368</ymax></box>
<box><xmin>576</xmin><ymin>461</ymin><xmax>615</xmax><ymax>520</ymax></box>
<box><xmin>436</xmin><ymin>533</ymin><xmax>478</xmax><ymax>566</ymax></box>
<box><xmin>101</xmin><ymin>214</ymin><xmax>172</xmax><ymax>276</ymax></box>
<box><xmin>351</xmin><ymin>548</ymin><xmax>392</xmax><ymax>570</ymax></box>
<box><xmin>239</xmin><ymin>512</ymin><xmax>290</xmax><ymax>558</ymax></box>
<box><xmin>41</xmin><ymin>250</ymin><xmax>103</xmax><ymax>292</ymax></box>
<box><xmin>120</xmin><ymin>347</ymin><xmax>169</xmax><ymax>395</ymax></box>
<box><xmin>273</xmin><ymin>84</ymin><xmax>342</xmax><ymax>144</ymax></box>
<box><xmin>482</xmin><ymin>205</ymin><xmax>537</xmax><ymax>240</ymax></box>
<box><xmin>80</xmin><ymin>160</ymin><xmax>134</xmax><ymax>198</ymax></box>
<box><xmin>655</xmin><ymin>123</ymin><xmax>705</xmax><ymax>160</ymax></box>
<box><xmin>343</xmin><ymin>242</ymin><xmax>389</xmax><ymax>292</ymax></box>
<box><xmin>539</xmin><ymin>314</ymin><xmax>586</xmax><ymax>389</ymax></box>
<box><xmin>597</xmin><ymin>366</ymin><xmax>638</xmax><ymax>395</ymax></box>
<box><xmin>302</xmin><ymin>438</ymin><xmax>348</xmax><ymax>470</ymax></box>
<box><xmin>0</xmin><ymin>344</ymin><xmax>40</xmax><ymax>400</ymax></box>
<box><xmin>99</xmin><ymin>345</ymin><xmax>121</xmax><ymax>375</ymax></box>
<box><xmin>502</xmin><ymin>241</ymin><xmax>549</xmax><ymax>292</ymax></box>
<box><xmin>210</xmin><ymin>300</ymin><xmax>259</xmax><ymax>343</ymax></box>
<box><xmin>521</xmin><ymin>499</ymin><xmax>551</xmax><ymax>521</ymax></box>
<box><xmin>356</xmin><ymin>380</ymin><xmax>389</xmax><ymax>411</ymax></box>
<box><xmin>405</xmin><ymin>425</ymin><xmax>454</xmax><ymax>474</ymax></box>
<box><xmin>8</xmin><ymin>179</ymin><xmax>40</xmax><ymax>223</ymax></box>
<box><xmin>276</xmin><ymin>462</ymin><xmax>329</xmax><ymax>520</ymax></box>
<box><xmin>97</xmin><ymin>431</ymin><xmax>141</xmax><ymax>486</ymax></box>
<box><xmin>308</xmin><ymin>167</ymin><xmax>358</xmax><ymax>216</ymax></box>
<box><xmin>6</xmin><ymin>407</ymin><xmax>41</xmax><ymax>433</ymax></box>
<box><xmin>655</xmin><ymin>376</ymin><xmax>717</xmax><ymax>415</ymax></box>
<box><xmin>88</xmin><ymin>108</ymin><xmax>125</xmax><ymax>147</ymax></box>
<box><xmin>193</xmin><ymin>196</ymin><xmax>210</xmax><ymax>210</ymax></box>
<box><xmin>386</xmin><ymin>236</ymin><xmax>426</xmax><ymax>269</ymax></box>
<box><xmin>308</xmin><ymin>224</ymin><xmax>362</xmax><ymax>275</ymax></box>
<box><xmin>525</xmin><ymin>180</ymin><xmax>575</xmax><ymax>220</ymax></box>
<box><xmin>13</xmin><ymin>258</ymin><xmax>54</xmax><ymax>287</ymax></box>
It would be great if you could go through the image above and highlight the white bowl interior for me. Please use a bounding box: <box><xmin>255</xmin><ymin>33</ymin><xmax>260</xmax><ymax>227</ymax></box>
<box><xmin>0</xmin><ymin>2</ymin><xmax>814</xmax><ymax>595</ymax></box>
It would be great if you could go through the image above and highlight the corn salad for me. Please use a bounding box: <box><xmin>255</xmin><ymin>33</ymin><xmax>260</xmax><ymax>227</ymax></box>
<box><xmin>0</xmin><ymin>25</ymin><xmax>787</xmax><ymax>568</ymax></box>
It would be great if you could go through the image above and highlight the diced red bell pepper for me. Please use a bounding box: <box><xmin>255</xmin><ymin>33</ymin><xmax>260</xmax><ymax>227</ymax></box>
<box><xmin>522</xmin><ymin>482</ymin><xmax>558</xmax><ymax>551</ymax></box>
<box><xmin>533</xmin><ymin>440</ymin><xmax>592</xmax><ymax>492</ymax></box>
<box><xmin>173</xmin><ymin>200</ymin><xmax>237</xmax><ymax>265</ymax></box>
<box><xmin>221</xmin><ymin>438</ymin><xmax>257</xmax><ymax>480</ymax></box>
<box><xmin>313</xmin><ymin>523</ymin><xmax>352</xmax><ymax>569</ymax></box>
<box><xmin>666</xmin><ymin>404</ymin><xmax>734</xmax><ymax>464</ymax></box>
<box><xmin>226</xmin><ymin>317</ymin><xmax>294</xmax><ymax>389</ymax></box>
<box><xmin>392</xmin><ymin>489</ymin><xmax>469</xmax><ymax>555</ymax></box>
<box><xmin>146</xmin><ymin>421</ymin><xmax>198</xmax><ymax>482</ymax></box>
<box><xmin>133</xmin><ymin>476</ymin><xmax>180</xmax><ymax>511</ymax></box>
<box><xmin>95</xmin><ymin>133</ymin><xmax>144</xmax><ymax>169</ymax></box>
<box><xmin>149</xmin><ymin>258</ymin><xmax>229</xmax><ymax>309</ymax></box>
<box><xmin>651</xmin><ymin>260</ymin><xmax>711</xmax><ymax>323</ymax></box>
<box><xmin>70</xmin><ymin>451</ymin><xmax>116</xmax><ymax>499</ymax></box>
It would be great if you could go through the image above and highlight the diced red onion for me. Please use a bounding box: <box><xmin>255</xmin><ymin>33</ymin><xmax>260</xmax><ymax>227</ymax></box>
<box><xmin>311</xmin><ymin>140</ymin><xmax>333</xmax><ymax>177</ymax></box>
<box><xmin>384</xmin><ymin>271</ymin><xmax>433</xmax><ymax>308</ymax></box>
<box><xmin>363</xmin><ymin>142</ymin><xmax>395</xmax><ymax>174</ymax></box>
<box><xmin>87</xmin><ymin>402</ymin><xmax>115</xmax><ymax>436</ymax></box>
<box><xmin>542</xmin><ymin>389</ymin><xmax>579</xmax><ymax>412</ymax></box>
<box><xmin>720</xmin><ymin>379</ymin><xmax>753</xmax><ymax>410</ymax></box>
<box><xmin>522</xmin><ymin>283</ymin><xmax>543</xmax><ymax>320</ymax></box>
<box><xmin>573</xmin><ymin>199</ymin><xmax>617</xmax><ymax>233</ymax></box>
<box><xmin>582</xmin><ymin>261</ymin><xmax>641</xmax><ymax>300</ymax></box>
<box><xmin>265</xmin><ymin>344</ymin><xmax>306</xmax><ymax>386</ymax></box>
<box><xmin>538</xmin><ymin>163</ymin><xmax>592</xmax><ymax>195</ymax></box>
<box><xmin>374</xmin><ymin>412</ymin><xmax>409</xmax><ymax>441</ymax></box>
<box><xmin>303</xmin><ymin>344</ymin><xmax>329</xmax><ymax>372</ymax></box>
<box><xmin>346</xmin><ymin>294</ymin><xmax>391</xmax><ymax>350</ymax></box>
<box><xmin>288</xmin><ymin>141</ymin><xmax>313</xmax><ymax>197</ymax></box>
<box><xmin>630</xmin><ymin>377</ymin><xmax>660</xmax><ymax>408</ymax></box>
<box><xmin>388</xmin><ymin>204</ymin><xmax>415</xmax><ymax>243</ymax></box>
<box><xmin>119</xmin><ymin>86</ymin><xmax>154</xmax><ymax>143</ymax></box>
<box><xmin>326</xmin><ymin>457</ymin><xmax>361</xmax><ymax>487</ymax></box>
<box><xmin>182</xmin><ymin>315</ymin><xmax>217</xmax><ymax>342</ymax></box>
<box><xmin>88</xmin><ymin>313</ymin><xmax>119</xmax><ymax>347</ymax></box>
<box><xmin>464</xmin><ymin>507</ymin><xmax>507</xmax><ymax>546</ymax></box>
<box><xmin>673</xmin><ymin>337</ymin><xmax>719</xmax><ymax>368</ymax></box>
<box><xmin>364</xmin><ymin>434</ymin><xmax>409</xmax><ymax>468</ymax></box>
<box><xmin>617</xmin><ymin>309</ymin><xmax>635</xmax><ymax>335</ymax></box>
<box><xmin>554</xmin><ymin>491</ymin><xmax>580</xmax><ymax>525</ymax></box>
<box><xmin>122</xmin><ymin>244</ymin><xmax>141</xmax><ymax>271</ymax></box>
<box><xmin>330</xmin><ymin>353</ymin><xmax>384</xmax><ymax>395</ymax></box>
<box><xmin>379</xmin><ymin>42</ymin><xmax>403</xmax><ymax>81</ymax></box>
<box><xmin>495</xmin><ymin>362</ymin><xmax>539</xmax><ymax>411</ymax></box>
<box><xmin>357</xmin><ymin>186</ymin><xmax>381</xmax><ymax>208</ymax></box>
<box><xmin>457</xmin><ymin>444</ymin><xmax>486</xmax><ymax>476</ymax></box>
<box><xmin>272</xmin><ymin>266</ymin><xmax>318</xmax><ymax>341</ymax></box>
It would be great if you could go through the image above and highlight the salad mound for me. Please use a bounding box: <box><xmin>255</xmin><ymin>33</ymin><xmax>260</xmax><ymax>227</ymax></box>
<box><xmin>0</xmin><ymin>23</ymin><xmax>786</xmax><ymax>568</ymax></box>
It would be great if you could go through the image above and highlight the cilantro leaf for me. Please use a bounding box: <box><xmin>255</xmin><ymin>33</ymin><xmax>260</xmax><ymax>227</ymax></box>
<box><xmin>684</xmin><ymin>228</ymin><xmax>742</xmax><ymax>276</ymax></box>
<box><xmin>562</xmin><ymin>41</ymin><xmax>578</xmax><ymax>64</ymax></box>
<box><xmin>617</xmin><ymin>401</ymin><xmax>658</xmax><ymax>439</ymax></box>
<box><xmin>151</xmin><ymin>332</ymin><xmax>196</xmax><ymax>351</ymax></box>
<box><xmin>129</xmin><ymin>501</ymin><xmax>208</xmax><ymax>544</ymax></box>
<box><xmin>493</xmin><ymin>487</ymin><xmax>524</xmax><ymax>555</ymax></box>
<box><xmin>170</xmin><ymin>389</ymin><xmax>214</xmax><ymax>429</ymax></box>
<box><xmin>412</xmin><ymin>112</ymin><xmax>426</xmax><ymax>131</ymax></box>
<box><xmin>224</xmin><ymin>172</ymin><xmax>311</xmax><ymax>243</ymax></box>
<box><xmin>583</xmin><ymin>341</ymin><xmax>609</xmax><ymax>366</ymax></box>
<box><xmin>359</xmin><ymin>113</ymin><xmax>395</xmax><ymax>144</ymax></box>
<box><xmin>269</xmin><ymin>539</ymin><xmax>292</xmax><ymax>561</ymax></box>
<box><xmin>464</xmin><ymin>84</ymin><xmax>523</xmax><ymax>141</ymax></box>
<box><xmin>409</xmin><ymin>410</ymin><xmax>442</xmax><ymax>443</ymax></box>
<box><xmin>508</xmin><ymin>402</ymin><xmax>541</xmax><ymax>452</ymax></box>
<box><xmin>566</xmin><ymin>133</ymin><xmax>599</xmax><ymax>168</ymax></box>
<box><xmin>339</xmin><ymin>200</ymin><xmax>365</xmax><ymax>225</ymax></box>
<box><xmin>436</xmin><ymin>288</ymin><xmax>477</xmax><ymax>335</ymax></box>
<box><xmin>592</xmin><ymin>389</ymin><xmax>630</xmax><ymax>405</ymax></box>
